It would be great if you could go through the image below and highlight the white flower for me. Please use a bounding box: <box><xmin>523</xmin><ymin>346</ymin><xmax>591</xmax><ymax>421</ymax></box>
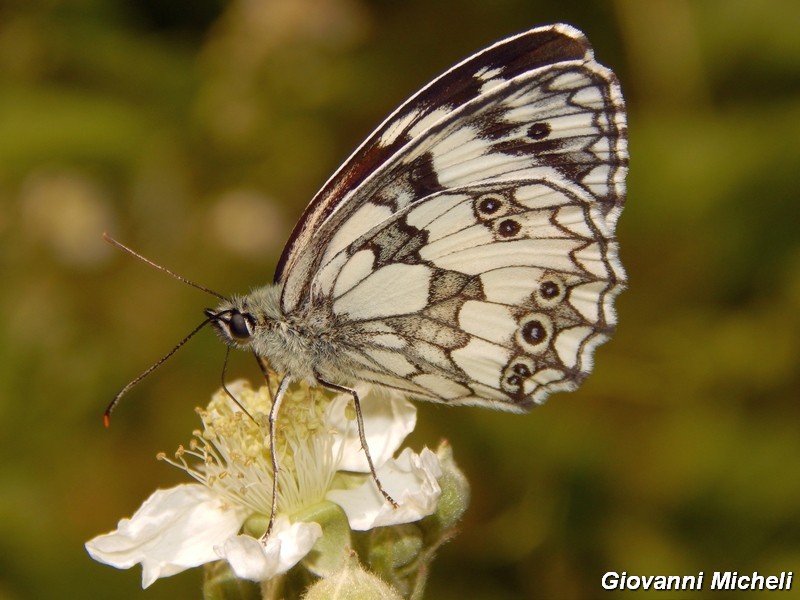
<box><xmin>85</xmin><ymin>380</ymin><xmax>441</xmax><ymax>588</ymax></box>
<box><xmin>327</xmin><ymin>447</ymin><xmax>442</xmax><ymax>530</ymax></box>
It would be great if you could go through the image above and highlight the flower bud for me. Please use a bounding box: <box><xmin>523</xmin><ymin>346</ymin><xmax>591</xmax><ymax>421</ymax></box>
<box><xmin>302</xmin><ymin>555</ymin><xmax>403</xmax><ymax>600</ymax></box>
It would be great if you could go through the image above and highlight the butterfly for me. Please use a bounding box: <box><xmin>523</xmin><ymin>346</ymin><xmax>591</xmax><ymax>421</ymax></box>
<box><xmin>110</xmin><ymin>23</ymin><xmax>626</xmax><ymax>527</ymax></box>
<box><xmin>202</xmin><ymin>23</ymin><xmax>627</xmax><ymax>515</ymax></box>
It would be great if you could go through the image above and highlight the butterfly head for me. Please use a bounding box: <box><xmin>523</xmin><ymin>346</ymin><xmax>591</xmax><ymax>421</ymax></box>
<box><xmin>205</xmin><ymin>305</ymin><xmax>257</xmax><ymax>346</ymax></box>
<box><xmin>204</xmin><ymin>285</ymin><xmax>283</xmax><ymax>351</ymax></box>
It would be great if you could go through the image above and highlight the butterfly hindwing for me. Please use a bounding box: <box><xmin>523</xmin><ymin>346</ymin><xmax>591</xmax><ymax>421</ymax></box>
<box><xmin>312</xmin><ymin>178</ymin><xmax>622</xmax><ymax>409</ymax></box>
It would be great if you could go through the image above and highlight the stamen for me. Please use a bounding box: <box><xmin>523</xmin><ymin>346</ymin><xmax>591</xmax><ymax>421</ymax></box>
<box><xmin>160</xmin><ymin>379</ymin><xmax>336</xmax><ymax>517</ymax></box>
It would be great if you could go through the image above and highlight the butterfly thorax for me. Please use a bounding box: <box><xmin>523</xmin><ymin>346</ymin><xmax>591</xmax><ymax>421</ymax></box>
<box><xmin>208</xmin><ymin>284</ymin><xmax>351</xmax><ymax>384</ymax></box>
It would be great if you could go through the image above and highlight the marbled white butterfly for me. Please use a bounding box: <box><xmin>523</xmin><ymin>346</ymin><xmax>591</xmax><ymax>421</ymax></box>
<box><xmin>109</xmin><ymin>23</ymin><xmax>626</xmax><ymax>524</ymax></box>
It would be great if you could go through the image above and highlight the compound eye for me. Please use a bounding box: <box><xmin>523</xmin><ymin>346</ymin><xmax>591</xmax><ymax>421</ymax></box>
<box><xmin>228</xmin><ymin>312</ymin><xmax>252</xmax><ymax>340</ymax></box>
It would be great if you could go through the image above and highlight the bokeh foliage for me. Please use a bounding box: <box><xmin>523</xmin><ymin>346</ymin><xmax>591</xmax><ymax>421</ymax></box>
<box><xmin>1</xmin><ymin>0</ymin><xmax>799</xmax><ymax>598</ymax></box>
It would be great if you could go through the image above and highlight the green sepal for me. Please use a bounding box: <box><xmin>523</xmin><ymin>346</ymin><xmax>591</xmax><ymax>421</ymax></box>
<box><xmin>413</xmin><ymin>440</ymin><xmax>471</xmax><ymax>547</ymax></box>
<box><xmin>242</xmin><ymin>513</ymin><xmax>270</xmax><ymax>539</ymax></box>
<box><xmin>202</xmin><ymin>560</ymin><xmax>260</xmax><ymax>600</ymax></box>
<box><xmin>294</xmin><ymin>501</ymin><xmax>352</xmax><ymax>577</ymax></box>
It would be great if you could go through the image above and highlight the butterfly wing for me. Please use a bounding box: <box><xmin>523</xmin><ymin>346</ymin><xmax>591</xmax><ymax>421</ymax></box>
<box><xmin>276</xmin><ymin>24</ymin><xmax>627</xmax><ymax>409</ymax></box>
<box><xmin>315</xmin><ymin>178</ymin><xmax>623</xmax><ymax>409</ymax></box>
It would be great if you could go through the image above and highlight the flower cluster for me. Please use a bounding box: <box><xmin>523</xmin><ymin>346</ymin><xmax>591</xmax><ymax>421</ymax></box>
<box><xmin>86</xmin><ymin>380</ymin><xmax>468</xmax><ymax>597</ymax></box>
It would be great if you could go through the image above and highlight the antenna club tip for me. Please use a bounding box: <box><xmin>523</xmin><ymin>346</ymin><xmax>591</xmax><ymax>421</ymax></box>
<box><xmin>103</xmin><ymin>413</ymin><xmax>111</xmax><ymax>428</ymax></box>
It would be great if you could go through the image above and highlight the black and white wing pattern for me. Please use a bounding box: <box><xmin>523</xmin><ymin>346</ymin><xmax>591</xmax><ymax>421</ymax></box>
<box><xmin>277</xmin><ymin>24</ymin><xmax>627</xmax><ymax>411</ymax></box>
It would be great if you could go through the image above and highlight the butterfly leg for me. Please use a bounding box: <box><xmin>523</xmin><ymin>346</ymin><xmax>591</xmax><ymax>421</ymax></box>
<box><xmin>317</xmin><ymin>377</ymin><xmax>399</xmax><ymax>509</ymax></box>
<box><xmin>253</xmin><ymin>352</ymin><xmax>275</xmax><ymax>402</ymax></box>
<box><xmin>218</xmin><ymin>347</ymin><xmax>257</xmax><ymax>421</ymax></box>
<box><xmin>261</xmin><ymin>373</ymin><xmax>291</xmax><ymax>540</ymax></box>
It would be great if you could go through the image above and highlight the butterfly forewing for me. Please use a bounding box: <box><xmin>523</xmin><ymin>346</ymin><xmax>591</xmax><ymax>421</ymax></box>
<box><xmin>274</xmin><ymin>25</ymin><xmax>593</xmax><ymax>287</ymax></box>
<box><xmin>275</xmin><ymin>24</ymin><xmax>627</xmax><ymax>410</ymax></box>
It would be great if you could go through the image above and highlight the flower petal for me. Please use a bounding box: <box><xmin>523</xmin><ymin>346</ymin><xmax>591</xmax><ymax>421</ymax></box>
<box><xmin>217</xmin><ymin>516</ymin><xmax>322</xmax><ymax>581</ymax></box>
<box><xmin>85</xmin><ymin>484</ymin><xmax>247</xmax><ymax>588</ymax></box>
<box><xmin>326</xmin><ymin>386</ymin><xmax>417</xmax><ymax>472</ymax></box>
<box><xmin>326</xmin><ymin>447</ymin><xmax>442</xmax><ymax>530</ymax></box>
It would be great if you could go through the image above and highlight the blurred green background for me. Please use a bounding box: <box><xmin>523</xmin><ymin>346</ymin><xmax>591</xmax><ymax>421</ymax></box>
<box><xmin>1</xmin><ymin>0</ymin><xmax>799</xmax><ymax>598</ymax></box>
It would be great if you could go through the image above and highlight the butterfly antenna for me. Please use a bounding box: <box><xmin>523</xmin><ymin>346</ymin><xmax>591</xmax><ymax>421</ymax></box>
<box><xmin>103</xmin><ymin>233</ymin><xmax>227</xmax><ymax>301</ymax></box>
<box><xmin>103</xmin><ymin>315</ymin><xmax>216</xmax><ymax>427</ymax></box>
